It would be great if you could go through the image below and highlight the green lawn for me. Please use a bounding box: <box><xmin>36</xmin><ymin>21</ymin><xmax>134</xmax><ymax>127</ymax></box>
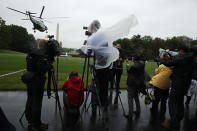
<box><xmin>0</xmin><ymin>50</ymin><xmax>158</xmax><ymax>90</ymax></box>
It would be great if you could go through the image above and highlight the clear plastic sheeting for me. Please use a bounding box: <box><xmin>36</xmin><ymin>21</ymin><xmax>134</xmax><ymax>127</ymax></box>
<box><xmin>94</xmin><ymin>47</ymin><xmax>119</xmax><ymax>69</ymax></box>
<box><xmin>82</xmin><ymin>14</ymin><xmax>138</xmax><ymax>69</ymax></box>
<box><xmin>159</xmin><ymin>48</ymin><xmax>178</xmax><ymax>57</ymax></box>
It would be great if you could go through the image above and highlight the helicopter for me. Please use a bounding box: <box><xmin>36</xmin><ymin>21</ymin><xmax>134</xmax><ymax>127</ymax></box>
<box><xmin>7</xmin><ymin>6</ymin><xmax>67</xmax><ymax>33</ymax></box>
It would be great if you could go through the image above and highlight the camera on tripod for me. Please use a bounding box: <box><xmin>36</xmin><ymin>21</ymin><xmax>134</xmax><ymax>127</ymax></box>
<box><xmin>83</xmin><ymin>26</ymin><xmax>92</xmax><ymax>37</ymax></box>
<box><xmin>45</xmin><ymin>35</ymin><xmax>60</xmax><ymax>63</ymax></box>
<box><xmin>44</xmin><ymin>35</ymin><xmax>61</xmax><ymax>99</ymax></box>
<box><xmin>83</xmin><ymin>20</ymin><xmax>101</xmax><ymax>38</ymax></box>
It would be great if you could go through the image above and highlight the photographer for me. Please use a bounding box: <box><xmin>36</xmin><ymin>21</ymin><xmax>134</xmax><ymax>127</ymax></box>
<box><xmin>22</xmin><ymin>39</ymin><xmax>50</xmax><ymax>131</ymax></box>
<box><xmin>149</xmin><ymin>53</ymin><xmax>173</xmax><ymax>118</ymax></box>
<box><xmin>126</xmin><ymin>55</ymin><xmax>147</xmax><ymax>119</ymax></box>
<box><xmin>82</xmin><ymin>15</ymin><xmax>138</xmax><ymax>116</ymax></box>
<box><xmin>185</xmin><ymin>45</ymin><xmax>197</xmax><ymax>107</ymax></box>
<box><xmin>160</xmin><ymin>45</ymin><xmax>194</xmax><ymax>131</ymax></box>
<box><xmin>86</xmin><ymin>20</ymin><xmax>111</xmax><ymax>114</ymax></box>
<box><xmin>109</xmin><ymin>44</ymin><xmax>123</xmax><ymax>92</ymax></box>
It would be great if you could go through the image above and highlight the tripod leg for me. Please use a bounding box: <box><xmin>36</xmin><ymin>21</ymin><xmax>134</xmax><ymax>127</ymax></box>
<box><xmin>55</xmin><ymin>56</ymin><xmax>59</xmax><ymax>110</ymax></box>
<box><xmin>19</xmin><ymin>110</ymin><xmax>25</xmax><ymax>122</ymax></box>
<box><xmin>118</xmin><ymin>94</ymin><xmax>126</xmax><ymax>116</ymax></box>
<box><xmin>85</xmin><ymin>102</ymin><xmax>92</xmax><ymax>112</ymax></box>
<box><xmin>84</xmin><ymin>56</ymin><xmax>90</xmax><ymax>110</ymax></box>
<box><xmin>56</xmin><ymin>56</ymin><xmax>59</xmax><ymax>82</ymax></box>
<box><xmin>51</xmin><ymin>72</ymin><xmax>63</xmax><ymax>123</ymax></box>
<box><xmin>94</xmin><ymin>83</ymin><xmax>102</xmax><ymax>117</ymax></box>
<box><xmin>113</xmin><ymin>75</ymin><xmax>119</xmax><ymax>105</ymax></box>
<box><xmin>79</xmin><ymin>56</ymin><xmax>87</xmax><ymax>110</ymax></box>
<box><xmin>52</xmin><ymin>74</ymin><xmax>62</xmax><ymax>110</ymax></box>
<box><xmin>85</xmin><ymin>56</ymin><xmax>90</xmax><ymax>91</ymax></box>
<box><xmin>80</xmin><ymin>56</ymin><xmax>87</xmax><ymax>89</ymax></box>
<box><xmin>81</xmin><ymin>88</ymin><xmax>91</xmax><ymax>114</ymax></box>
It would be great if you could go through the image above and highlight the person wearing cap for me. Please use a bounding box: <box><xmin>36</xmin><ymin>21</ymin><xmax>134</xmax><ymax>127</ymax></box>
<box><xmin>160</xmin><ymin>45</ymin><xmax>194</xmax><ymax>131</ymax></box>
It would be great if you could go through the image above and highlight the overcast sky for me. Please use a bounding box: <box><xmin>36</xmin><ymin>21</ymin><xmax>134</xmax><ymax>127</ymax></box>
<box><xmin>0</xmin><ymin>0</ymin><xmax>197</xmax><ymax>48</ymax></box>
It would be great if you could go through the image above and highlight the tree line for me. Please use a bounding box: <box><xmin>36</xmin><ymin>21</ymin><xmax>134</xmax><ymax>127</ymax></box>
<box><xmin>77</xmin><ymin>35</ymin><xmax>197</xmax><ymax>60</ymax></box>
<box><xmin>0</xmin><ymin>17</ymin><xmax>36</xmax><ymax>53</ymax></box>
<box><xmin>114</xmin><ymin>35</ymin><xmax>197</xmax><ymax>60</ymax></box>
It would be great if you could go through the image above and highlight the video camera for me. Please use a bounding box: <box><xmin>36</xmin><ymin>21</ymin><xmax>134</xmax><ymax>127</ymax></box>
<box><xmin>154</xmin><ymin>48</ymin><xmax>178</xmax><ymax>64</ymax></box>
<box><xmin>46</xmin><ymin>35</ymin><xmax>60</xmax><ymax>63</ymax></box>
<box><xmin>83</xmin><ymin>26</ymin><xmax>92</xmax><ymax>37</ymax></box>
<box><xmin>83</xmin><ymin>20</ymin><xmax>101</xmax><ymax>37</ymax></box>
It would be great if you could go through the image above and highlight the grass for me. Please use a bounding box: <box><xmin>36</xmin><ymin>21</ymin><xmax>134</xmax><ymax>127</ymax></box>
<box><xmin>0</xmin><ymin>50</ymin><xmax>158</xmax><ymax>90</ymax></box>
<box><xmin>0</xmin><ymin>50</ymin><xmax>26</xmax><ymax>74</ymax></box>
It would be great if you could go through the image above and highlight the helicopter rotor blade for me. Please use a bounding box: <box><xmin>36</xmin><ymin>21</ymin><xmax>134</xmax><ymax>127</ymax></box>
<box><xmin>21</xmin><ymin>19</ymin><xmax>30</xmax><ymax>20</ymax></box>
<box><xmin>42</xmin><ymin>19</ymin><xmax>53</xmax><ymax>23</ymax></box>
<box><xmin>7</xmin><ymin>7</ymin><xmax>27</xmax><ymax>15</ymax></box>
<box><xmin>44</xmin><ymin>17</ymin><xmax>70</xmax><ymax>19</ymax></box>
<box><xmin>39</xmin><ymin>6</ymin><xmax>45</xmax><ymax>18</ymax></box>
<box><xmin>7</xmin><ymin>7</ymin><xmax>37</xmax><ymax>18</ymax></box>
<box><xmin>29</xmin><ymin>12</ymin><xmax>37</xmax><ymax>15</ymax></box>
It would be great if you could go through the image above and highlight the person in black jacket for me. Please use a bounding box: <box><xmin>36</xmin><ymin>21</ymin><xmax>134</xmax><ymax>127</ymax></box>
<box><xmin>160</xmin><ymin>45</ymin><xmax>194</xmax><ymax>131</ymax></box>
<box><xmin>23</xmin><ymin>39</ymin><xmax>50</xmax><ymax>131</ymax></box>
<box><xmin>0</xmin><ymin>107</ymin><xmax>16</xmax><ymax>131</ymax></box>
<box><xmin>126</xmin><ymin>55</ymin><xmax>147</xmax><ymax>119</ymax></box>
<box><xmin>185</xmin><ymin>46</ymin><xmax>197</xmax><ymax>107</ymax></box>
<box><xmin>109</xmin><ymin>44</ymin><xmax>123</xmax><ymax>92</ymax></box>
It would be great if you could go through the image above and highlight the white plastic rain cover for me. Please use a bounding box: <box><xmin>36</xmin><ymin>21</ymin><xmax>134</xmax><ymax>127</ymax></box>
<box><xmin>82</xmin><ymin>14</ymin><xmax>138</xmax><ymax>69</ymax></box>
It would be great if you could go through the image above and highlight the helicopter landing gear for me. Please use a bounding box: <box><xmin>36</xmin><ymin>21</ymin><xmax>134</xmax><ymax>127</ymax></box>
<box><xmin>33</xmin><ymin>28</ymin><xmax>36</xmax><ymax>33</ymax></box>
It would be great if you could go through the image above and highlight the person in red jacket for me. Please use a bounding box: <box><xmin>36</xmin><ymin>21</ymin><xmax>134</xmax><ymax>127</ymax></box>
<box><xmin>62</xmin><ymin>71</ymin><xmax>85</xmax><ymax>125</ymax></box>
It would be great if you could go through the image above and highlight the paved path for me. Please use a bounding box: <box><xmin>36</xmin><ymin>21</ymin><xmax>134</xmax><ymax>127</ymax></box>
<box><xmin>0</xmin><ymin>90</ymin><xmax>197</xmax><ymax>131</ymax></box>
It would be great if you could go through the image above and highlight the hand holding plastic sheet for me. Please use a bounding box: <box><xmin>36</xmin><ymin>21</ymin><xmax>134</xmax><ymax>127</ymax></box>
<box><xmin>86</xmin><ymin>49</ymin><xmax>92</xmax><ymax>56</ymax></box>
<box><xmin>82</xmin><ymin>14</ymin><xmax>138</xmax><ymax>69</ymax></box>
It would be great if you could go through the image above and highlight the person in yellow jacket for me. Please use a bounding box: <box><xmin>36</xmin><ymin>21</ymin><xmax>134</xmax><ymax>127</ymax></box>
<box><xmin>149</xmin><ymin>54</ymin><xmax>173</xmax><ymax>118</ymax></box>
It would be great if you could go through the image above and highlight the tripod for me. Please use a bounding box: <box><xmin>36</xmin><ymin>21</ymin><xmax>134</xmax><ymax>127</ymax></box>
<box><xmin>80</xmin><ymin>55</ymin><xmax>107</xmax><ymax>124</ymax></box>
<box><xmin>114</xmin><ymin>91</ymin><xmax>126</xmax><ymax>116</ymax></box>
<box><xmin>80</xmin><ymin>56</ymin><xmax>99</xmax><ymax>113</ymax></box>
<box><xmin>82</xmin><ymin>65</ymin><xmax>102</xmax><ymax>116</ymax></box>
<box><xmin>47</xmin><ymin>65</ymin><xmax>63</xmax><ymax>121</ymax></box>
<box><xmin>112</xmin><ymin>71</ymin><xmax>126</xmax><ymax>117</ymax></box>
